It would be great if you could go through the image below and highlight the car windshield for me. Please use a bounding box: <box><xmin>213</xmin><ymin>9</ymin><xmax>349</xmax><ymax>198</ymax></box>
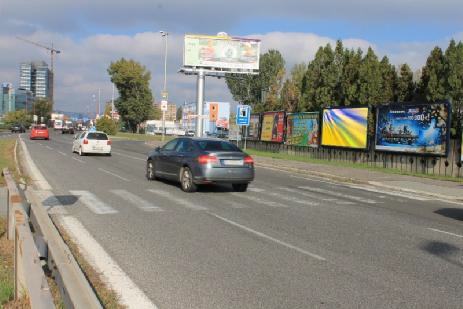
<box><xmin>194</xmin><ymin>140</ymin><xmax>240</xmax><ymax>152</ymax></box>
<box><xmin>87</xmin><ymin>133</ymin><xmax>108</xmax><ymax>140</ymax></box>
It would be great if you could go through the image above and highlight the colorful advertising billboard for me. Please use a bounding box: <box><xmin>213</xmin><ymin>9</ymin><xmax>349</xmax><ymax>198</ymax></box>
<box><xmin>375</xmin><ymin>103</ymin><xmax>450</xmax><ymax>155</ymax></box>
<box><xmin>184</xmin><ymin>34</ymin><xmax>260</xmax><ymax>72</ymax></box>
<box><xmin>261</xmin><ymin>111</ymin><xmax>285</xmax><ymax>142</ymax></box>
<box><xmin>321</xmin><ymin>107</ymin><xmax>369</xmax><ymax>149</ymax></box>
<box><xmin>245</xmin><ymin>114</ymin><xmax>261</xmax><ymax>140</ymax></box>
<box><xmin>286</xmin><ymin>112</ymin><xmax>319</xmax><ymax>147</ymax></box>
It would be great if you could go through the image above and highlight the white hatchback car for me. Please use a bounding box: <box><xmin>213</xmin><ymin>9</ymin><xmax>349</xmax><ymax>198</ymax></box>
<box><xmin>72</xmin><ymin>131</ymin><xmax>112</xmax><ymax>156</ymax></box>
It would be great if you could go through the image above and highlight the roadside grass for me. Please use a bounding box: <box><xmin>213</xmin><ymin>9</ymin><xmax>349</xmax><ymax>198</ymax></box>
<box><xmin>0</xmin><ymin>139</ymin><xmax>17</xmax><ymax>186</ymax></box>
<box><xmin>112</xmin><ymin>132</ymin><xmax>173</xmax><ymax>142</ymax></box>
<box><xmin>52</xmin><ymin>217</ymin><xmax>125</xmax><ymax>309</ymax></box>
<box><xmin>0</xmin><ymin>218</ymin><xmax>14</xmax><ymax>306</ymax></box>
<box><xmin>246</xmin><ymin>148</ymin><xmax>463</xmax><ymax>183</ymax></box>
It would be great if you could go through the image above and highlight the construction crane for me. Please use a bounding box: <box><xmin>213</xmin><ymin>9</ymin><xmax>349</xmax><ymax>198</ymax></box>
<box><xmin>16</xmin><ymin>36</ymin><xmax>61</xmax><ymax>101</ymax></box>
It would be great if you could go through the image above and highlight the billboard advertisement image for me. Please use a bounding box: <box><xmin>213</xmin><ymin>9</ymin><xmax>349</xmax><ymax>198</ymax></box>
<box><xmin>375</xmin><ymin>103</ymin><xmax>450</xmax><ymax>155</ymax></box>
<box><xmin>184</xmin><ymin>34</ymin><xmax>260</xmax><ymax>72</ymax></box>
<box><xmin>246</xmin><ymin>114</ymin><xmax>261</xmax><ymax>140</ymax></box>
<box><xmin>261</xmin><ymin>112</ymin><xmax>285</xmax><ymax>142</ymax></box>
<box><xmin>286</xmin><ymin>112</ymin><xmax>319</xmax><ymax>147</ymax></box>
<box><xmin>321</xmin><ymin>107</ymin><xmax>369</xmax><ymax>149</ymax></box>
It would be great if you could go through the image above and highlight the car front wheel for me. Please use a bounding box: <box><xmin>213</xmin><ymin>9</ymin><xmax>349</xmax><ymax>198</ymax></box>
<box><xmin>180</xmin><ymin>167</ymin><xmax>197</xmax><ymax>192</ymax></box>
<box><xmin>232</xmin><ymin>183</ymin><xmax>248</xmax><ymax>192</ymax></box>
<box><xmin>146</xmin><ymin>160</ymin><xmax>157</xmax><ymax>180</ymax></box>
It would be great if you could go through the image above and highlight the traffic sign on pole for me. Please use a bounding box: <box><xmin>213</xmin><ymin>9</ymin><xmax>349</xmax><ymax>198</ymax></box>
<box><xmin>161</xmin><ymin>100</ymin><xmax>168</xmax><ymax>112</ymax></box>
<box><xmin>236</xmin><ymin>105</ymin><xmax>251</xmax><ymax>126</ymax></box>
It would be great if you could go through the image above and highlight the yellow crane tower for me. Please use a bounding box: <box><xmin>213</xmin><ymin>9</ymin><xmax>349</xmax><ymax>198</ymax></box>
<box><xmin>16</xmin><ymin>36</ymin><xmax>61</xmax><ymax>102</ymax></box>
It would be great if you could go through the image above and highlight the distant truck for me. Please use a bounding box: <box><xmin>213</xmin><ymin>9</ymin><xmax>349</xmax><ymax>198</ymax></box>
<box><xmin>53</xmin><ymin>119</ymin><xmax>63</xmax><ymax>130</ymax></box>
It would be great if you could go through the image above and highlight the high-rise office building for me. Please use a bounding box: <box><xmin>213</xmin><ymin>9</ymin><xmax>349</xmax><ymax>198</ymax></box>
<box><xmin>0</xmin><ymin>83</ymin><xmax>15</xmax><ymax>116</ymax></box>
<box><xmin>15</xmin><ymin>88</ymin><xmax>34</xmax><ymax>113</ymax></box>
<box><xmin>19</xmin><ymin>61</ymin><xmax>53</xmax><ymax>100</ymax></box>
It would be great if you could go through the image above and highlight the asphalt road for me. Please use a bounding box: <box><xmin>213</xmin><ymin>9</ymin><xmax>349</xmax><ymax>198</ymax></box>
<box><xmin>22</xmin><ymin>131</ymin><xmax>463</xmax><ymax>308</ymax></box>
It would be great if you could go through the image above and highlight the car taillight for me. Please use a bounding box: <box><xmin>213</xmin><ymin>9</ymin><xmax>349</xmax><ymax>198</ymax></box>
<box><xmin>107</xmin><ymin>140</ymin><xmax>112</xmax><ymax>145</ymax></box>
<box><xmin>198</xmin><ymin>155</ymin><xmax>218</xmax><ymax>165</ymax></box>
<box><xmin>83</xmin><ymin>139</ymin><xmax>89</xmax><ymax>144</ymax></box>
<box><xmin>244</xmin><ymin>156</ymin><xmax>254</xmax><ymax>165</ymax></box>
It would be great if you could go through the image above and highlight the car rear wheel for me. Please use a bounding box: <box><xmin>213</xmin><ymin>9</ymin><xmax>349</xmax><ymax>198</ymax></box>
<box><xmin>232</xmin><ymin>183</ymin><xmax>248</xmax><ymax>192</ymax></box>
<box><xmin>180</xmin><ymin>167</ymin><xmax>197</xmax><ymax>192</ymax></box>
<box><xmin>78</xmin><ymin>147</ymin><xmax>85</xmax><ymax>156</ymax></box>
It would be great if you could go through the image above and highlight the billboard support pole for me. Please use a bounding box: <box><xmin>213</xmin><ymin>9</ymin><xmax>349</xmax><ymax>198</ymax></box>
<box><xmin>244</xmin><ymin>125</ymin><xmax>247</xmax><ymax>150</ymax></box>
<box><xmin>196</xmin><ymin>69</ymin><xmax>205</xmax><ymax>137</ymax></box>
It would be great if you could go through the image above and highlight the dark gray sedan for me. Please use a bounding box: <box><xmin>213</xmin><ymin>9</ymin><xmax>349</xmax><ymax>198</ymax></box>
<box><xmin>146</xmin><ymin>138</ymin><xmax>254</xmax><ymax>192</ymax></box>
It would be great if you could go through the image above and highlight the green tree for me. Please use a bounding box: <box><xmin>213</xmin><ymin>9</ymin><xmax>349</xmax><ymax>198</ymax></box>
<box><xmin>225</xmin><ymin>49</ymin><xmax>285</xmax><ymax>112</ymax></box>
<box><xmin>341</xmin><ymin>48</ymin><xmax>362</xmax><ymax>106</ymax></box>
<box><xmin>418</xmin><ymin>47</ymin><xmax>446</xmax><ymax>103</ymax></box>
<box><xmin>32</xmin><ymin>98</ymin><xmax>52</xmax><ymax>123</ymax></box>
<box><xmin>358</xmin><ymin>47</ymin><xmax>383</xmax><ymax>106</ymax></box>
<box><xmin>176</xmin><ymin>106</ymin><xmax>183</xmax><ymax>121</ymax></box>
<box><xmin>280</xmin><ymin>63</ymin><xmax>307</xmax><ymax>112</ymax></box>
<box><xmin>444</xmin><ymin>40</ymin><xmax>463</xmax><ymax>131</ymax></box>
<box><xmin>379</xmin><ymin>56</ymin><xmax>397</xmax><ymax>103</ymax></box>
<box><xmin>107</xmin><ymin>58</ymin><xmax>154</xmax><ymax>133</ymax></box>
<box><xmin>396</xmin><ymin>64</ymin><xmax>415</xmax><ymax>102</ymax></box>
<box><xmin>3</xmin><ymin>110</ymin><xmax>31</xmax><ymax>127</ymax></box>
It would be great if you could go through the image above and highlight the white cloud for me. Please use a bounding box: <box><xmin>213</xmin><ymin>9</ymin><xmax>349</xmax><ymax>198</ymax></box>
<box><xmin>0</xmin><ymin>30</ymin><xmax>460</xmax><ymax>113</ymax></box>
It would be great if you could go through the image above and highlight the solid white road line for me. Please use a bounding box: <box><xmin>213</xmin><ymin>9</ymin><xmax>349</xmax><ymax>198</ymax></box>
<box><xmin>230</xmin><ymin>192</ymin><xmax>287</xmax><ymax>208</ymax></box>
<box><xmin>209</xmin><ymin>212</ymin><xmax>326</xmax><ymax>261</ymax></box>
<box><xmin>19</xmin><ymin>138</ymin><xmax>52</xmax><ymax>190</ymax></box>
<box><xmin>112</xmin><ymin>151</ymin><xmax>146</xmax><ymax>161</ymax></box>
<box><xmin>111</xmin><ymin>189</ymin><xmax>163</xmax><ymax>212</ymax></box>
<box><xmin>262</xmin><ymin>188</ymin><xmax>320</xmax><ymax>206</ymax></box>
<box><xmin>147</xmin><ymin>189</ymin><xmax>208</xmax><ymax>210</ymax></box>
<box><xmin>98</xmin><ymin>168</ymin><xmax>131</xmax><ymax>182</ymax></box>
<box><xmin>428</xmin><ymin>228</ymin><xmax>463</xmax><ymax>239</ymax></box>
<box><xmin>72</xmin><ymin>157</ymin><xmax>85</xmax><ymax>163</ymax></box>
<box><xmin>69</xmin><ymin>190</ymin><xmax>118</xmax><ymax>214</ymax></box>
<box><xmin>58</xmin><ymin>216</ymin><xmax>157</xmax><ymax>309</ymax></box>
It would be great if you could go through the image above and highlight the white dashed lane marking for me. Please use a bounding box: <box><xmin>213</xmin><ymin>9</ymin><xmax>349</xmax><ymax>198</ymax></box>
<box><xmin>69</xmin><ymin>190</ymin><xmax>118</xmax><ymax>214</ymax></box>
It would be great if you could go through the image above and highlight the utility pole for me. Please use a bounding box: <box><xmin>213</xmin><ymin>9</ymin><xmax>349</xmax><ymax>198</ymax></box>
<box><xmin>160</xmin><ymin>31</ymin><xmax>168</xmax><ymax>141</ymax></box>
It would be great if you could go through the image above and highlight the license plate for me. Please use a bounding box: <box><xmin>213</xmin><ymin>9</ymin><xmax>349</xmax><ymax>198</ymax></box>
<box><xmin>93</xmin><ymin>147</ymin><xmax>103</xmax><ymax>151</ymax></box>
<box><xmin>223</xmin><ymin>159</ymin><xmax>243</xmax><ymax>166</ymax></box>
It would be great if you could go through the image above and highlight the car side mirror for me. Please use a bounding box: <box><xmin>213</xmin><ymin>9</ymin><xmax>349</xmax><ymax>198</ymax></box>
<box><xmin>155</xmin><ymin>146</ymin><xmax>161</xmax><ymax>152</ymax></box>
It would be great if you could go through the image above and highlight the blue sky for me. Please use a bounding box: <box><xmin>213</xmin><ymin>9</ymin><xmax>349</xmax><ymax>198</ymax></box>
<box><xmin>0</xmin><ymin>0</ymin><xmax>461</xmax><ymax>114</ymax></box>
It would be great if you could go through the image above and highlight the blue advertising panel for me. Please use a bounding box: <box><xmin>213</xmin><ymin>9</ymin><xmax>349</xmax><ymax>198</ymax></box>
<box><xmin>375</xmin><ymin>103</ymin><xmax>450</xmax><ymax>156</ymax></box>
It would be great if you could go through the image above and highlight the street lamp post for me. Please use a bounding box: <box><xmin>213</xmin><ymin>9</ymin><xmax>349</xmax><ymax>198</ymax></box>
<box><xmin>160</xmin><ymin>31</ymin><xmax>168</xmax><ymax>142</ymax></box>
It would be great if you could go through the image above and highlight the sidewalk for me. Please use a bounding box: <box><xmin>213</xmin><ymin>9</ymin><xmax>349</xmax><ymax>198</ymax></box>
<box><xmin>254</xmin><ymin>156</ymin><xmax>463</xmax><ymax>203</ymax></box>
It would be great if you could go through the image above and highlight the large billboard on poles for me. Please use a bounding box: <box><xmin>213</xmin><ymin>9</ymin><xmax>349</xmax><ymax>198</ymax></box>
<box><xmin>183</xmin><ymin>34</ymin><xmax>260</xmax><ymax>73</ymax></box>
<box><xmin>375</xmin><ymin>103</ymin><xmax>450</xmax><ymax>155</ymax></box>
<box><xmin>321</xmin><ymin>107</ymin><xmax>369</xmax><ymax>149</ymax></box>
<box><xmin>260</xmin><ymin>111</ymin><xmax>285</xmax><ymax>143</ymax></box>
<box><xmin>286</xmin><ymin>112</ymin><xmax>320</xmax><ymax>147</ymax></box>
<box><xmin>245</xmin><ymin>114</ymin><xmax>261</xmax><ymax>140</ymax></box>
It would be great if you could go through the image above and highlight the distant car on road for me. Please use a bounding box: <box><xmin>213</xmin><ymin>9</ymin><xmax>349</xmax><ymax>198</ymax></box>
<box><xmin>72</xmin><ymin>131</ymin><xmax>111</xmax><ymax>156</ymax></box>
<box><xmin>29</xmin><ymin>124</ymin><xmax>49</xmax><ymax>140</ymax></box>
<box><xmin>146</xmin><ymin>137</ymin><xmax>254</xmax><ymax>192</ymax></box>
<box><xmin>10</xmin><ymin>123</ymin><xmax>26</xmax><ymax>133</ymax></box>
<box><xmin>185</xmin><ymin>130</ymin><xmax>195</xmax><ymax>137</ymax></box>
<box><xmin>62</xmin><ymin>121</ymin><xmax>75</xmax><ymax>134</ymax></box>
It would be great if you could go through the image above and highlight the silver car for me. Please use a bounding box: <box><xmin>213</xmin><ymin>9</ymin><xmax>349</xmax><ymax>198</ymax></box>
<box><xmin>146</xmin><ymin>138</ymin><xmax>254</xmax><ymax>192</ymax></box>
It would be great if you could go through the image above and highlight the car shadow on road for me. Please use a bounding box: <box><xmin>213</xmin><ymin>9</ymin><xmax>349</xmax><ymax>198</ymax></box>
<box><xmin>434</xmin><ymin>208</ymin><xmax>463</xmax><ymax>221</ymax></box>
<box><xmin>152</xmin><ymin>179</ymin><xmax>234</xmax><ymax>193</ymax></box>
<box><xmin>420</xmin><ymin>240</ymin><xmax>462</xmax><ymax>268</ymax></box>
<box><xmin>42</xmin><ymin>195</ymin><xmax>79</xmax><ymax>209</ymax></box>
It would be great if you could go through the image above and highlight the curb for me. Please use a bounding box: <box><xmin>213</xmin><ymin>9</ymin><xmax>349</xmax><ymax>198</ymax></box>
<box><xmin>255</xmin><ymin>161</ymin><xmax>463</xmax><ymax>204</ymax></box>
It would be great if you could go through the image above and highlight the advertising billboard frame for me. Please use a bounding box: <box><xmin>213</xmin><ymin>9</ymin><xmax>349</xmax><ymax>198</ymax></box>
<box><xmin>246</xmin><ymin>113</ymin><xmax>262</xmax><ymax>141</ymax></box>
<box><xmin>183</xmin><ymin>34</ymin><xmax>261</xmax><ymax>74</ymax></box>
<box><xmin>374</xmin><ymin>102</ymin><xmax>451</xmax><ymax>157</ymax></box>
<box><xmin>320</xmin><ymin>105</ymin><xmax>370</xmax><ymax>151</ymax></box>
<box><xmin>260</xmin><ymin>111</ymin><xmax>286</xmax><ymax>143</ymax></box>
<box><xmin>285</xmin><ymin>112</ymin><xmax>320</xmax><ymax>147</ymax></box>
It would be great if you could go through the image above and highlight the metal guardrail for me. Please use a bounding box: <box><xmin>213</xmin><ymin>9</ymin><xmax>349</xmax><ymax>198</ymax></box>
<box><xmin>3</xmin><ymin>168</ymin><xmax>55</xmax><ymax>308</ymax></box>
<box><xmin>2</xmin><ymin>168</ymin><xmax>102</xmax><ymax>309</ymax></box>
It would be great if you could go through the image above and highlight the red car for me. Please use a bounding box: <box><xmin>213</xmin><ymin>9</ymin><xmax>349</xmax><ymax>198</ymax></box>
<box><xmin>30</xmin><ymin>124</ymin><xmax>50</xmax><ymax>140</ymax></box>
